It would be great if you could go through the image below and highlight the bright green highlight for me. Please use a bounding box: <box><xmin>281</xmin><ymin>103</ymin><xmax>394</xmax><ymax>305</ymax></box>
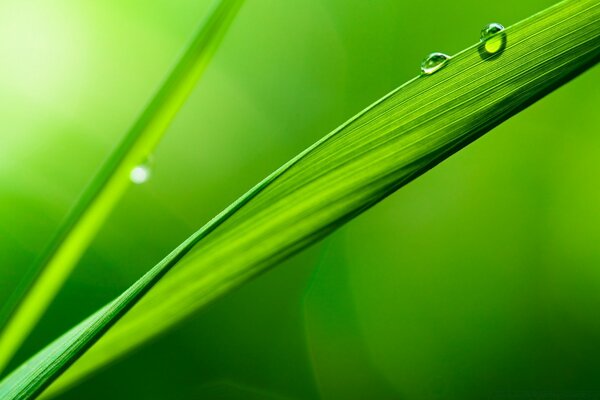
<box><xmin>0</xmin><ymin>0</ymin><xmax>244</xmax><ymax>375</ymax></box>
<box><xmin>485</xmin><ymin>35</ymin><xmax>504</xmax><ymax>53</ymax></box>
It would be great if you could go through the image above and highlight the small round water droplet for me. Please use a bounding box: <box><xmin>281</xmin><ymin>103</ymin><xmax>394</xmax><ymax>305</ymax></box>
<box><xmin>420</xmin><ymin>52</ymin><xmax>451</xmax><ymax>75</ymax></box>
<box><xmin>479</xmin><ymin>23</ymin><xmax>506</xmax><ymax>59</ymax></box>
<box><xmin>130</xmin><ymin>164</ymin><xmax>151</xmax><ymax>184</ymax></box>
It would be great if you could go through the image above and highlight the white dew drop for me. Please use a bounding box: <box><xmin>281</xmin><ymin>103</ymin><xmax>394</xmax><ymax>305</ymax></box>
<box><xmin>130</xmin><ymin>164</ymin><xmax>151</xmax><ymax>184</ymax></box>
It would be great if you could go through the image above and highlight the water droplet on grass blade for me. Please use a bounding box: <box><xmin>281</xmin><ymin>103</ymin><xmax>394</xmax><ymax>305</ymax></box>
<box><xmin>480</xmin><ymin>22</ymin><xmax>504</xmax><ymax>41</ymax></box>
<box><xmin>420</xmin><ymin>52</ymin><xmax>451</xmax><ymax>75</ymax></box>
<box><xmin>479</xmin><ymin>23</ymin><xmax>506</xmax><ymax>59</ymax></box>
<box><xmin>130</xmin><ymin>163</ymin><xmax>151</xmax><ymax>184</ymax></box>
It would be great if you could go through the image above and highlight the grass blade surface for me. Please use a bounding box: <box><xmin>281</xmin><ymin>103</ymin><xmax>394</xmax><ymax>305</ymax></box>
<box><xmin>1</xmin><ymin>0</ymin><xmax>599</xmax><ymax>398</ymax></box>
<box><xmin>0</xmin><ymin>0</ymin><xmax>244</xmax><ymax>376</ymax></box>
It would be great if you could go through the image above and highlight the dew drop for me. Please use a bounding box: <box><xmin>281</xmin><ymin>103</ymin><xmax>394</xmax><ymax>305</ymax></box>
<box><xmin>420</xmin><ymin>52</ymin><xmax>451</xmax><ymax>75</ymax></box>
<box><xmin>130</xmin><ymin>163</ymin><xmax>151</xmax><ymax>184</ymax></box>
<box><xmin>479</xmin><ymin>23</ymin><xmax>506</xmax><ymax>59</ymax></box>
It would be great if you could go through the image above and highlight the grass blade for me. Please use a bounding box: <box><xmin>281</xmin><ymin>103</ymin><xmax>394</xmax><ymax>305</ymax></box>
<box><xmin>1</xmin><ymin>0</ymin><xmax>599</xmax><ymax>398</ymax></box>
<box><xmin>0</xmin><ymin>0</ymin><xmax>244</xmax><ymax>375</ymax></box>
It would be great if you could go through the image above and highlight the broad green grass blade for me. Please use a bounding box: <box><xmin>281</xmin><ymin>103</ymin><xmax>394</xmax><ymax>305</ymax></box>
<box><xmin>2</xmin><ymin>0</ymin><xmax>599</xmax><ymax>398</ymax></box>
<box><xmin>0</xmin><ymin>0</ymin><xmax>244</xmax><ymax>375</ymax></box>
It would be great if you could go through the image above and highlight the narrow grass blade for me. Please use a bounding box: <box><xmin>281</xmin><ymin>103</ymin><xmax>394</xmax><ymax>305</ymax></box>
<box><xmin>0</xmin><ymin>0</ymin><xmax>244</xmax><ymax>375</ymax></box>
<box><xmin>1</xmin><ymin>0</ymin><xmax>599</xmax><ymax>398</ymax></box>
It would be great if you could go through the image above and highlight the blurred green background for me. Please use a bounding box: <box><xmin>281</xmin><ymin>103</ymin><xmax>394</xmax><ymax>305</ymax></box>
<box><xmin>1</xmin><ymin>0</ymin><xmax>600</xmax><ymax>398</ymax></box>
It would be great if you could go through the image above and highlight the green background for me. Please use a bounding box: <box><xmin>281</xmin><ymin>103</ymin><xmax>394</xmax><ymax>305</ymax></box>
<box><xmin>1</xmin><ymin>0</ymin><xmax>599</xmax><ymax>398</ymax></box>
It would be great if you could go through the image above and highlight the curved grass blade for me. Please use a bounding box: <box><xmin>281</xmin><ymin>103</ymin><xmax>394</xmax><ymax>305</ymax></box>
<box><xmin>1</xmin><ymin>0</ymin><xmax>599</xmax><ymax>398</ymax></box>
<box><xmin>0</xmin><ymin>0</ymin><xmax>244</xmax><ymax>376</ymax></box>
